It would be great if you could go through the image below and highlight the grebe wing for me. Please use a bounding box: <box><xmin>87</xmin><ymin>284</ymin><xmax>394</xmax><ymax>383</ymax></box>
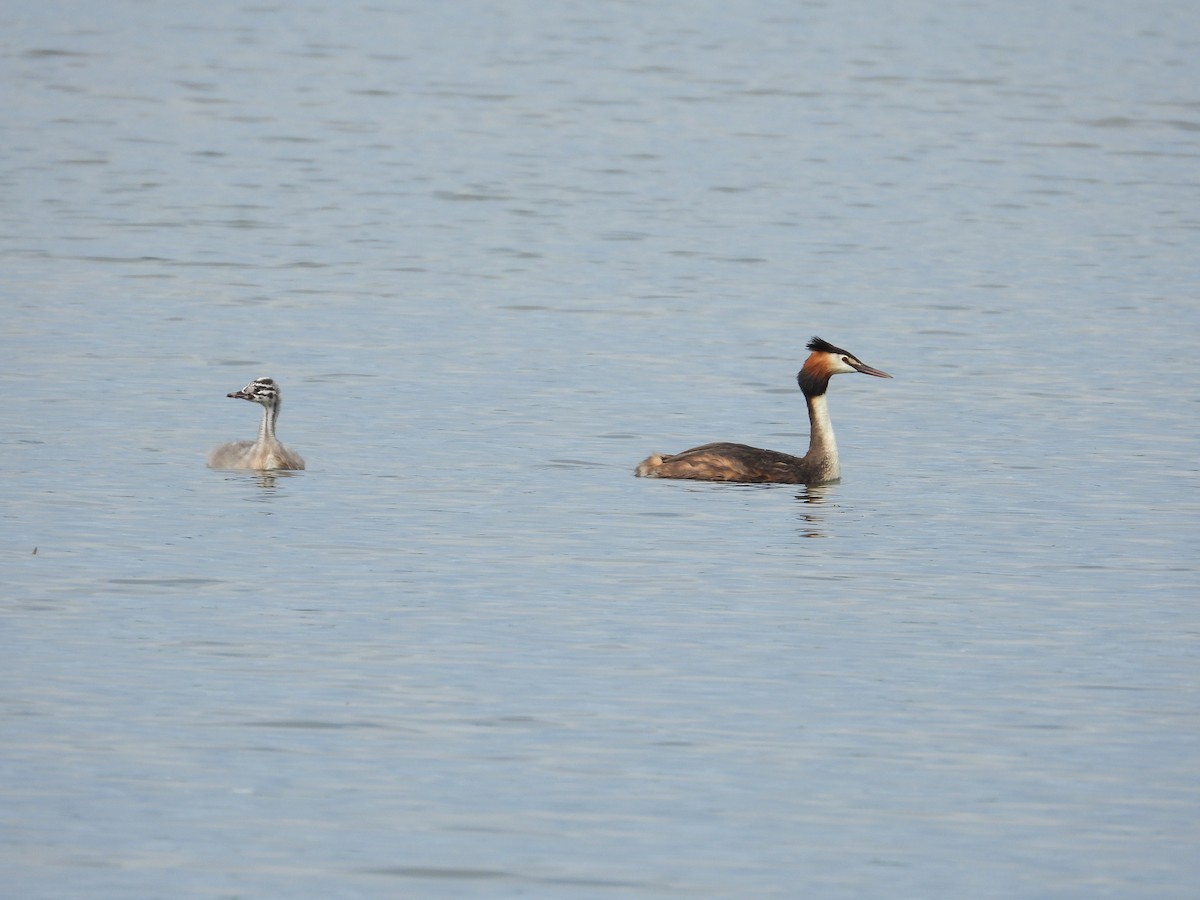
<box><xmin>207</xmin><ymin>440</ymin><xmax>255</xmax><ymax>469</ymax></box>
<box><xmin>649</xmin><ymin>442</ymin><xmax>808</xmax><ymax>483</ymax></box>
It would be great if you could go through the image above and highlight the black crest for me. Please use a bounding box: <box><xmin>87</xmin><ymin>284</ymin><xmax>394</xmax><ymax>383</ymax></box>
<box><xmin>806</xmin><ymin>336</ymin><xmax>851</xmax><ymax>357</ymax></box>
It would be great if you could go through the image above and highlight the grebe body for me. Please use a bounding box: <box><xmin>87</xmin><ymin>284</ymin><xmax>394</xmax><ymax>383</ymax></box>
<box><xmin>635</xmin><ymin>337</ymin><xmax>889</xmax><ymax>484</ymax></box>
<box><xmin>207</xmin><ymin>377</ymin><xmax>305</xmax><ymax>471</ymax></box>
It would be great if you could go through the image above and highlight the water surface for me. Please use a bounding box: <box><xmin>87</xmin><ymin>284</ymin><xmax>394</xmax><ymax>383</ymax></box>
<box><xmin>2</xmin><ymin>1</ymin><xmax>1198</xmax><ymax>897</ymax></box>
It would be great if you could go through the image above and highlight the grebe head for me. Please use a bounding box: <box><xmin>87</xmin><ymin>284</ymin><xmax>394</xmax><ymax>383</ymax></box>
<box><xmin>798</xmin><ymin>337</ymin><xmax>891</xmax><ymax>395</ymax></box>
<box><xmin>227</xmin><ymin>376</ymin><xmax>280</xmax><ymax>407</ymax></box>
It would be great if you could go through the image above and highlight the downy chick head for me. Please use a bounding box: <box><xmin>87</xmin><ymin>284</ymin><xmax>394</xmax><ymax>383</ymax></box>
<box><xmin>227</xmin><ymin>376</ymin><xmax>280</xmax><ymax>407</ymax></box>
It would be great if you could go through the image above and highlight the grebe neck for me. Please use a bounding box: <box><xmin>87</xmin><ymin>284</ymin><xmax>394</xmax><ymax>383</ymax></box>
<box><xmin>804</xmin><ymin>391</ymin><xmax>839</xmax><ymax>478</ymax></box>
<box><xmin>258</xmin><ymin>401</ymin><xmax>279</xmax><ymax>447</ymax></box>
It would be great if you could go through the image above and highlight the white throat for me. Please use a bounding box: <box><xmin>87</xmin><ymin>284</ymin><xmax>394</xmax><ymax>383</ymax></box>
<box><xmin>805</xmin><ymin>392</ymin><xmax>840</xmax><ymax>478</ymax></box>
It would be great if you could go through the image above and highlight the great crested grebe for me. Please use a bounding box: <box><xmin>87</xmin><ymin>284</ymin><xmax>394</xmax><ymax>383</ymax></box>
<box><xmin>635</xmin><ymin>337</ymin><xmax>890</xmax><ymax>484</ymax></box>
<box><xmin>207</xmin><ymin>377</ymin><xmax>306</xmax><ymax>471</ymax></box>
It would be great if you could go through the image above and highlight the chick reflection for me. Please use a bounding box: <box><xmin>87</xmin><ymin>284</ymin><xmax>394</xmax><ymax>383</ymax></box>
<box><xmin>213</xmin><ymin>468</ymin><xmax>304</xmax><ymax>496</ymax></box>
<box><xmin>249</xmin><ymin>469</ymin><xmax>305</xmax><ymax>494</ymax></box>
<box><xmin>254</xmin><ymin>472</ymin><xmax>280</xmax><ymax>491</ymax></box>
<box><xmin>794</xmin><ymin>484</ymin><xmax>832</xmax><ymax>539</ymax></box>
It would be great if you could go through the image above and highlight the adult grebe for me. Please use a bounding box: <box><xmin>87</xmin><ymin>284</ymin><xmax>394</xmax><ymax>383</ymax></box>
<box><xmin>635</xmin><ymin>337</ymin><xmax>890</xmax><ymax>484</ymax></box>
<box><xmin>207</xmin><ymin>377</ymin><xmax>306</xmax><ymax>470</ymax></box>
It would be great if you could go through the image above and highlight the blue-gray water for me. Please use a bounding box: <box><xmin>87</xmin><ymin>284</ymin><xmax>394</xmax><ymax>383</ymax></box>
<box><xmin>2</xmin><ymin>1</ymin><xmax>1198</xmax><ymax>897</ymax></box>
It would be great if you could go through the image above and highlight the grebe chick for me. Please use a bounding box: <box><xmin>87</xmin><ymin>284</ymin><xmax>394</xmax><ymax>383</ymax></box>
<box><xmin>207</xmin><ymin>377</ymin><xmax>305</xmax><ymax>471</ymax></box>
<box><xmin>635</xmin><ymin>337</ymin><xmax>890</xmax><ymax>484</ymax></box>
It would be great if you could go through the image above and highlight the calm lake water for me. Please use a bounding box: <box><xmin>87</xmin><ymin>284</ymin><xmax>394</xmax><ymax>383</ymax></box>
<box><xmin>3</xmin><ymin>1</ymin><xmax>1198</xmax><ymax>897</ymax></box>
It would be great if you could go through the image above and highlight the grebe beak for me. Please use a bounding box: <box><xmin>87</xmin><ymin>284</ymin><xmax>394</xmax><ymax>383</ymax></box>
<box><xmin>227</xmin><ymin>390</ymin><xmax>252</xmax><ymax>400</ymax></box>
<box><xmin>849</xmin><ymin>360</ymin><xmax>892</xmax><ymax>378</ymax></box>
